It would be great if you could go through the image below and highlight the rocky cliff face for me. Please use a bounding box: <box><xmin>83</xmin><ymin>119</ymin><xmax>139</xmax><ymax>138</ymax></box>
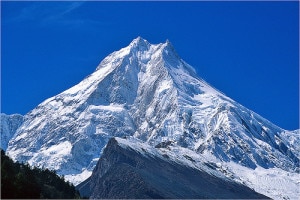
<box><xmin>4</xmin><ymin>37</ymin><xmax>299</xmax><ymax>199</ymax></box>
<box><xmin>77</xmin><ymin>137</ymin><xmax>269</xmax><ymax>199</ymax></box>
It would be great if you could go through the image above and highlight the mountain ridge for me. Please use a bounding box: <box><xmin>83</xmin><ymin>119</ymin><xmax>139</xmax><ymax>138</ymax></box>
<box><xmin>4</xmin><ymin>37</ymin><xmax>299</xmax><ymax>199</ymax></box>
<box><xmin>77</xmin><ymin>137</ymin><xmax>269</xmax><ymax>199</ymax></box>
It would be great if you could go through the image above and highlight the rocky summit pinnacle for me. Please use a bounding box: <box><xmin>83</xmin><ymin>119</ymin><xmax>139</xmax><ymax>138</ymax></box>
<box><xmin>129</xmin><ymin>36</ymin><xmax>150</xmax><ymax>48</ymax></box>
<box><xmin>5</xmin><ymin>38</ymin><xmax>299</xmax><ymax>199</ymax></box>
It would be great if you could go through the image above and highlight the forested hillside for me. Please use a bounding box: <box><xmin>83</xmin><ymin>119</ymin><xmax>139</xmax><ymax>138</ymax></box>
<box><xmin>1</xmin><ymin>150</ymin><xmax>81</xmax><ymax>199</ymax></box>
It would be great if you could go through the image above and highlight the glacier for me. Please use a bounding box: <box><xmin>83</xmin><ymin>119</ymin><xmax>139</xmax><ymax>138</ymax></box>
<box><xmin>5</xmin><ymin>37</ymin><xmax>299</xmax><ymax>199</ymax></box>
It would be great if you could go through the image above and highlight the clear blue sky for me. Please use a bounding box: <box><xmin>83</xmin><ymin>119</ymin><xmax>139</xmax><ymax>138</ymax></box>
<box><xmin>1</xmin><ymin>1</ymin><xmax>299</xmax><ymax>130</ymax></box>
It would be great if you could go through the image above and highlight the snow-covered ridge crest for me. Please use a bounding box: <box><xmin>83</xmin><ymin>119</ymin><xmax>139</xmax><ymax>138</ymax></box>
<box><xmin>6</xmin><ymin>37</ymin><xmax>299</xmax><ymax>192</ymax></box>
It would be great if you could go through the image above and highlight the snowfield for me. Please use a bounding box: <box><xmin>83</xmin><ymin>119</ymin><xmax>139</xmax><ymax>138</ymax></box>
<box><xmin>4</xmin><ymin>37</ymin><xmax>299</xmax><ymax>199</ymax></box>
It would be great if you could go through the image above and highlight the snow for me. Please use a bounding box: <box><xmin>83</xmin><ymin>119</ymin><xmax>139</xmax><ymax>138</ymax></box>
<box><xmin>70</xmin><ymin>132</ymin><xmax>300</xmax><ymax>193</ymax></box>
<box><xmin>225</xmin><ymin>162</ymin><xmax>300</xmax><ymax>200</ymax></box>
<box><xmin>5</xmin><ymin>36</ymin><xmax>299</xmax><ymax>200</ymax></box>
<box><xmin>0</xmin><ymin>113</ymin><xmax>24</xmax><ymax>150</ymax></box>
<box><xmin>91</xmin><ymin>104</ymin><xmax>124</xmax><ymax>112</ymax></box>
<box><xmin>40</xmin><ymin>141</ymin><xmax>72</xmax><ymax>157</ymax></box>
<box><xmin>116</xmin><ymin>137</ymin><xmax>238</xmax><ymax>183</ymax></box>
<box><xmin>65</xmin><ymin>170</ymin><xmax>92</xmax><ymax>186</ymax></box>
<box><xmin>14</xmin><ymin>132</ymin><xmax>28</xmax><ymax>142</ymax></box>
<box><xmin>118</xmin><ymin>136</ymin><xmax>300</xmax><ymax>200</ymax></box>
<box><xmin>26</xmin><ymin>141</ymin><xmax>72</xmax><ymax>171</ymax></box>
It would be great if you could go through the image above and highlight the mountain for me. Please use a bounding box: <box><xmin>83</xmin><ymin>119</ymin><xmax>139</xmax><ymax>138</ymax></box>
<box><xmin>5</xmin><ymin>37</ymin><xmax>299</xmax><ymax>199</ymax></box>
<box><xmin>1</xmin><ymin>113</ymin><xmax>23</xmax><ymax>151</ymax></box>
<box><xmin>77</xmin><ymin>137</ymin><xmax>269</xmax><ymax>199</ymax></box>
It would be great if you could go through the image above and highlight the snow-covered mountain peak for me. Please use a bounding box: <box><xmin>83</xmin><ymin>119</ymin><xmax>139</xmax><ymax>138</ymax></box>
<box><xmin>6</xmin><ymin>37</ymin><xmax>299</xmax><ymax>189</ymax></box>
<box><xmin>129</xmin><ymin>36</ymin><xmax>151</xmax><ymax>50</ymax></box>
<box><xmin>94</xmin><ymin>37</ymin><xmax>182</xmax><ymax>74</ymax></box>
<box><xmin>161</xmin><ymin>38</ymin><xmax>176</xmax><ymax>53</ymax></box>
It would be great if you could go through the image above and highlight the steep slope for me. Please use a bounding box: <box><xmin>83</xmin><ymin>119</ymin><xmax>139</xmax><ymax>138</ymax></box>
<box><xmin>6</xmin><ymin>37</ymin><xmax>299</xmax><ymax>189</ymax></box>
<box><xmin>0</xmin><ymin>113</ymin><xmax>23</xmax><ymax>151</ymax></box>
<box><xmin>77</xmin><ymin>137</ymin><xmax>269</xmax><ymax>199</ymax></box>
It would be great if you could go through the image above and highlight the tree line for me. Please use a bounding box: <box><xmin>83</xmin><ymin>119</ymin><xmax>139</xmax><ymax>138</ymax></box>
<box><xmin>1</xmin><ymin>149</ymin><xmax>82</xmax><ymax>199</ymax></box>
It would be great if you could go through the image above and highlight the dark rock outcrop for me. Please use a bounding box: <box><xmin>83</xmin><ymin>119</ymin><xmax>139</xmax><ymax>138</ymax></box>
<box><xmin>77</xmin><ymin>137</ymin><xmax>270</xmax><ymax>199</ymax></box>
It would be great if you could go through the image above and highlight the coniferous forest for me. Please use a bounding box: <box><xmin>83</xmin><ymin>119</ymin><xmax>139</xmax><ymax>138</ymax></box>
<box><xmin>1</xmin><ymin>150</ymin><xmax>82</xmax><ymax>199</ymax></box>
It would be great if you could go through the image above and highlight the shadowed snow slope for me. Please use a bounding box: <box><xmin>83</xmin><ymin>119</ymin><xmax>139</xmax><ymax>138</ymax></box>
<box><xmin>1</xmin><ymin>113</ymin><xmax>23</xmax><ymax>151</ymax></box>
<box><xmin>5</xmin><ymin>37</ymin><xmax>299</xmax><ymax>199</ymax></box>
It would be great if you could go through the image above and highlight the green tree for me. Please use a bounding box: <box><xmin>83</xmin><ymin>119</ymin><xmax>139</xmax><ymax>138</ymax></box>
<box><xmin>1</xmin><ymin>149</ymin><xmax>81</xmax><ymax>199</ymax></box>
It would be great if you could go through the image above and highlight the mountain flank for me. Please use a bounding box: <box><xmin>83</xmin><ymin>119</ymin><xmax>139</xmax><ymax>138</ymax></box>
<box><xmin>3</xmin><ymin>37</ymin><xmax>299</xmax><ymax>199</ymax></box>
<box><xmin>77</xmin><ymin>137</ymin><xmax>270</xmax><ymax>199</ymax></box>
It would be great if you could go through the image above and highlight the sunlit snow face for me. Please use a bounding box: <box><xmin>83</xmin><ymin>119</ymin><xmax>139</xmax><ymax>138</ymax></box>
<box><xmin>5</xmin><ymin>38</ymin><xmax>299</xmax><ymax>199</ymax></box>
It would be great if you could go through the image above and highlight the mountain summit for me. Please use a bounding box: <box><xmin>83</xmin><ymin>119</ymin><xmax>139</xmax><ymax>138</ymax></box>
<box><xmin>6</xmin><ymin>37</ymin><xmax>299</xmax><ymax>198</ymax></box>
